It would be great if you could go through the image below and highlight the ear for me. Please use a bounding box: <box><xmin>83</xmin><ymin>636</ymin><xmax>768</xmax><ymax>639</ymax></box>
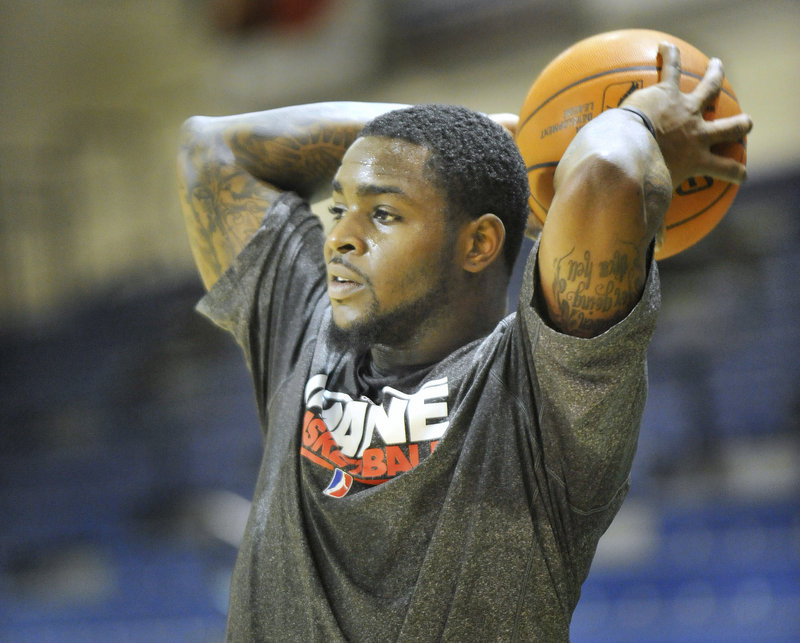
<box><xmin>460</xmin><ymin>213</ymin><xmax>506</xmax><ymax>273</ymax></box>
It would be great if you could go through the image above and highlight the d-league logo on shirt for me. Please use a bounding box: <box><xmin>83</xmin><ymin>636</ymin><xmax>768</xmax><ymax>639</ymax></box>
<box><xmin>301</xmin><ymin>374</ymin><xmax>450</xmax><ymax>496</ymax></box>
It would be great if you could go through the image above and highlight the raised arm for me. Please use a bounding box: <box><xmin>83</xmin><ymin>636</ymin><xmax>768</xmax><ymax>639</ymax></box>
<box><xmin>537</xmin><ymin>43</ymin><xmax>752</xmax><ymax>337</ymax></box>
<box><xmin>177</xmin><ymin>102</ymin><xmax>406</xmax><ymax>290</ymax></box>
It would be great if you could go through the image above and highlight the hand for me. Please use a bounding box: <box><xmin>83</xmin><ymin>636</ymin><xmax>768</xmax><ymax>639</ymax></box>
<box><xmin>621</xmin><ymin>42</ymin><xmax>753</xmax><ymax>189</ymax></box>
<box><xmin>489</xmin><ymin>112</ymin><xmax>519</xmax><ymax>137</ymax></box>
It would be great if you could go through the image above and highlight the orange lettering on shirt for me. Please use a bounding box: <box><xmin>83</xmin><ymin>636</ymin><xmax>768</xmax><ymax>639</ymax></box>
<box><xmin>386</xmin><ymin>445</ymin><xmax>412</xmax><ymax>477</ymax></box>
<box><xmin>408</xmin><ymin>443</ymin><xmax>420</xmax><ymax>467</ymax></box>
<box><xmin>312</xmin><ymin>430</ymin><xmax>348</xmax><ymax>468</ymax></box>
<box><xmin>362</xmin><ymin>448</ymin><xmax>387</xmax><ymax>477</ymax></box>
<box><xmin>302</xmin><ymin>411</ymin><xmax>324</xmax><ymax>447</ymax></box>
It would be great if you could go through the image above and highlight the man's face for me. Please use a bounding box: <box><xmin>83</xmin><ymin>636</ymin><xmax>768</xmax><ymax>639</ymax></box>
<box><xmin>324</xmin><ymin>136</ymin><xmax>460</xmax><ymax>350</ymax></box>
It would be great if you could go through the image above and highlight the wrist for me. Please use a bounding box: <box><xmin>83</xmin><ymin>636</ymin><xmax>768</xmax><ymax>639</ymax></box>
<box><xmin>619</xmin><ymin>106</ymin><xmax>657</xmax><ymax>140</ymax></box>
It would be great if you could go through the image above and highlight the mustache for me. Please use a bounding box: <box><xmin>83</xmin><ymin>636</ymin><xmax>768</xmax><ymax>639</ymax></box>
<box><xmin>327</xmin><ymin>256</ymin><xmax>372</xmax><ymax>287</ymax></box>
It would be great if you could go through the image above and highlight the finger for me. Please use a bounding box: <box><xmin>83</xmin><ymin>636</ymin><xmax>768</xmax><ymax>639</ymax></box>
<box><xmin>703</xmin><ymin>113</ymin><xmax>753</xmax><ymax>146</ymax></box>
<box><xmin>692</xmin><ymin>57</ymin><xmax>725</xmax><ymax>110</ymax></box>
<box><xmin>489</xmin><ymin>113</ymin><xmax>519</xmax><ymax>137</ymax></box>
<box><xmin>699</xmin><ymin>150</ymin><xmax>748</xmax><ymax>184</ymax></box>
<box><xmin>658</xmin><ymin>42</ymin><xmax>682</xmax><ymax>87</ymax></box>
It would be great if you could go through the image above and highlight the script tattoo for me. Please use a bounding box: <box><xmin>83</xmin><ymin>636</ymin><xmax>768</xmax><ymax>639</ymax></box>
<box><xmin>550</xmin><ymin>244</ymin><xmax>645</xmax><ymax>335</ymax></box>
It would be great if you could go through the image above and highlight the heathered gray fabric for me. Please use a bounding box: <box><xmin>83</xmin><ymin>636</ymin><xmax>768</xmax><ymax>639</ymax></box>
<box><xmin>197</xmin><ymin>192</ymin><xmax>660</xmax><ymax>641</ymax></box>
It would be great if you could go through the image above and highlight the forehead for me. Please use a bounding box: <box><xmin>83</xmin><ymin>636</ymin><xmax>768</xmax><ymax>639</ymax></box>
<box><xmin>335</xmin><ymin>136</ymin><xmax>439</xmax><ymax>195</ymax></box>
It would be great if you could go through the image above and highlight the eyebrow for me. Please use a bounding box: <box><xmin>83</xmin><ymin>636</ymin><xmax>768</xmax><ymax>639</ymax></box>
<box><xmin>331</xmin><ymin>179</ymin><xmax>407</xmax><ymax>198</ymax></box>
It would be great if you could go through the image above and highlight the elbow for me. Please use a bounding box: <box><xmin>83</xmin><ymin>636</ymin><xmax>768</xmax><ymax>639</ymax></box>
<box><xmin>577</xmin><ymin>150</ymin><xmax>672</xmax><ymax>238</ymax></box>
<box><xmin>560</xmin><ymin>145</ymin><xmax>671</xmax><ymax>217</ymax></box>
<box><xmin>178</xmin><ymin>115</ymin><xmax>214</xmax><ymax>162</ymax></box>
<box><xmin>553</xmin><ymin>111</ymin><xmax>673</xmax><ymax>232</ymax></box>
<box><xmin>177</xmin><ymin>115</ymin><xmax>233</xmax><ymax>185</ymax></box>
<box><xmin>555</xmin><ymin>149</ymin><xmax>645</xmax><ymax>208</ymax></box>
<box><xmin>550</xmin><ymin>147</ymin><xmax>672</xmax><ymax>249</ymax></box>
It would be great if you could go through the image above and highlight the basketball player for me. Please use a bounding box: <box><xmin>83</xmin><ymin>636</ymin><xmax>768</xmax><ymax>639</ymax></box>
<box><xmin>177</xmin><ymin>43</ymin><xmax>751</xmax><ymax>640</ymax></box>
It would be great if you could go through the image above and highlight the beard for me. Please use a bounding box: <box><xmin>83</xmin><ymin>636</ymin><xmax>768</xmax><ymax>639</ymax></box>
<box><xmin>328</xmin><ymin>266</ymin><xmax>453</xmax><ymax>356</ymax></box>
<box><xmin>327</xmin><ymin>223</ymin><xmax>460</xmax><ymax>356</ymax></box>
<box><xmin>330</xmin><ymin>240</ymin><xmax>455</xmax><ymax>353</ymax></box>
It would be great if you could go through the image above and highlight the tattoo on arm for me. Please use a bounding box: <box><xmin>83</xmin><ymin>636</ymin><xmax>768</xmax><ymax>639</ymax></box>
<box><xmin>178</xmin><ymin>119</ymin><xmax>358</xmax><ymax>288</ymax></box>
<box><xmin>188</xmin><ymin>162</ymin><xmax>272</xmax><ymax>285</ymax></box>
<box><xmin>644</xmin><ymin>167</ymin><xmax>673</xmax><ymax>250</ymax></box>
<box><xmin>228</xmin><ymin>121</ymin><xmax>360</xmax><ymax>199</ymax></box>
<box><xmin>549</xmin><ymin>243</ymin><xmax>646</xmax><ymax>336</ymax></box>
<box><xmin>178</xmin><ymin>128</ymin><xmax>274</xmax><ymax>288</ymax></box>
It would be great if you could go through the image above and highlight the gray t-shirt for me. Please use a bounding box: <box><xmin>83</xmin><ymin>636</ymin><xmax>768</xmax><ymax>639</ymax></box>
<box><xmin>197</xmin><ymin>192</ymin><xmax>660</xmax><ymax>642</ymax></box>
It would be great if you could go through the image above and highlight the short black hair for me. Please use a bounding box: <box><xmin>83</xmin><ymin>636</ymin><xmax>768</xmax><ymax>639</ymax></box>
<box><xmin>359</xmin><ymin>104</ymin><xmax>529</xmax><ymax>272</ymax></box>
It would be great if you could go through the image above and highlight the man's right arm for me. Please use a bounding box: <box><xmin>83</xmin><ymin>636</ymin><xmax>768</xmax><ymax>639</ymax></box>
<box><xmin>177</xmin><ymin>102</ymin><xmax>406</xmax><ymax>290</ymax></box>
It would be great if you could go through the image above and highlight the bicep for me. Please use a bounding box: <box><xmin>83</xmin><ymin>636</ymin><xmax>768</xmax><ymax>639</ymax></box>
<box><xmin>536</xmin><ymin>160</ymin><xmax>648</xmax><ymax>337</ymax></box>
<box><xmin>536</xmin><ymin>132</ymin><xmax>671</xmax><ymax>337</ymax></box>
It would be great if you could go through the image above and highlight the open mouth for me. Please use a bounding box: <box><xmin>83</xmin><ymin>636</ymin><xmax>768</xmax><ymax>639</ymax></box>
<box><xmin>327</xmin><ymin>259</ymin><xmax>367</xmax><ymax>301</ymax></box>
<box><xmin>327</xmin><ymin>274</ymin><xmax>363</xmax><ymax>300</ymax></box>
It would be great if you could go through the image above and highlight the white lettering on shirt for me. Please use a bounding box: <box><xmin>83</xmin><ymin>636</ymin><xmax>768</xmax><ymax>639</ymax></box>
<box><xmin>303</xmin><ymin>374</ymin><xmax>450</xmax><ymax>457</ymax></box>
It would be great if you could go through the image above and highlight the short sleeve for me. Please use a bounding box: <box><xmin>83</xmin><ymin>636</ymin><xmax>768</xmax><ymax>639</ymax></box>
<box><xmin>517</xmin><ymin>239</ymin><xmax>661</xmax><ymax>511</ymax></box>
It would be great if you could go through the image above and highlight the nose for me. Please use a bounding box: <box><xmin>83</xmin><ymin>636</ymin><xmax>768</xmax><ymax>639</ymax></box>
<box><xmin>324</xmin><ymin>212</ymin><xmax>368</xmax><ymax>258</ymax></box>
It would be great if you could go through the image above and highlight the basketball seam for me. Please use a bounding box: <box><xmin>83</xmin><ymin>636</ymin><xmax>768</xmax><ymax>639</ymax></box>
<box><xmin>518</xmin><ymin>65</ymin><xmax>739</xmax><ymax>135</ymax></box>
<box><xmin>666</xmin><ymin>180</ymin><xmax>735</xmax><ymax>230</ymax></box>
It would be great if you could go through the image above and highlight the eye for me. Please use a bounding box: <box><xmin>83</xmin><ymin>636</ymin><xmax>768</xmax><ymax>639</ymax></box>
<box><xmin>373</xmin><ymin>208</ymin><xmax>400</xmax><ymax>224</ymax></box>
<box><xmin>327</xmin><ymin>204</ymin><xmax>346</xmax><ymax>221</ymax></box>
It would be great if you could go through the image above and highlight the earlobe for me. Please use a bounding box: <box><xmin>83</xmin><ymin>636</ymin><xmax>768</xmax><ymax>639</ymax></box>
<box><xmin>462</xmin><ymin>213</ymin><xmax>505</xmax><ymax>273</ymax></box>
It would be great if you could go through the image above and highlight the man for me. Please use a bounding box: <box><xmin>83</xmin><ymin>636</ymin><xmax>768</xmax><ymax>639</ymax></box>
<box><xmin>177</xmin><ymin>43</ymin><xmax>751</xmax><ymax>641</ymax></box>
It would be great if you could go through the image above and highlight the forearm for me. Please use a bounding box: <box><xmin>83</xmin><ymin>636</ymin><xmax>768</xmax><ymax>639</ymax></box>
<box><xmin>184</xmin><ymin>101</ymin><xmax>407</xmax><ymax>201</ymax></box>
<box><xmin>177</xmin><ymin>101</ymin><xmax>406</xmax><ymax>290</ymax></box>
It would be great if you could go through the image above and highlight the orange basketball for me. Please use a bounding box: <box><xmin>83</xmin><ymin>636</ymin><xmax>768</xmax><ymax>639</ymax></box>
<box><xmin>516</xmin><ymin>29</ymin><xmax>746</xmax><ymax>259</ymax></box>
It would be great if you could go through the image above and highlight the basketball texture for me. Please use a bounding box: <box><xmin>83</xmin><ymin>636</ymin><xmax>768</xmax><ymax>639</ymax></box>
<box><xmin>516</xmin><ymin>29</ymin><xmax>746</xmax><ymax>259</ymax></box>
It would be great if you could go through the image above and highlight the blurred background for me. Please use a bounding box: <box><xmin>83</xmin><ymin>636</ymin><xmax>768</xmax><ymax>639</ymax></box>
<box><xmin>1</xmin><ymin>0</ymin><xmax>798</xmax><ymax>640</ymax></box>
